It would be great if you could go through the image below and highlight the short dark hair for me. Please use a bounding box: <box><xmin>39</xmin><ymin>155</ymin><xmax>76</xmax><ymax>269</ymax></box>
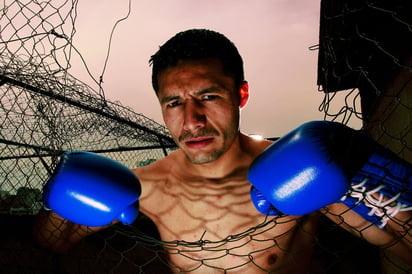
<box><xmin>149</xmin><ymin>29</ymin><xmax>244</xmax><ymax>93</ymax></box>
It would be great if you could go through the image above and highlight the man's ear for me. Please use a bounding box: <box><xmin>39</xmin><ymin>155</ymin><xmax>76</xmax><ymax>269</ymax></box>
<box><xmin>239</xmin><ymin>81</ymin><xmax>249</xmax><ymax>109</ymax></box>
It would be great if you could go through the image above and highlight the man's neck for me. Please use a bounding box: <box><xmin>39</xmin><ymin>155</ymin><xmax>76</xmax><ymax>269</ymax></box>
<box><xmin>180</xmin><ymin>133</ymin><xmax>268</xmax><ymax>180</ymax></box>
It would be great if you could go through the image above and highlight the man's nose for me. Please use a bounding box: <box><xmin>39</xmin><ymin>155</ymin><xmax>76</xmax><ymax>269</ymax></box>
<box><xmin>183</xmin><ymin>99</ymin><xmax>206</xmax><ymax>132</ymax></box>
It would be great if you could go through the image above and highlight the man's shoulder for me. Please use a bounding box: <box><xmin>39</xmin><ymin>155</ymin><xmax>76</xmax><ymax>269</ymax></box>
<box><xmin>132</xmin><ymin>149</ymin><xmax>181</xmax><ymax>179</ymax></box>
<box><xmin>133</xmin><ymin>150</ymin><xmax>184</xmax><ymax>202</ymax></box>
<box><xmin>240</xmin><ymin>134</ymin><xmax>273</xmax><ymax>156</ymax></box>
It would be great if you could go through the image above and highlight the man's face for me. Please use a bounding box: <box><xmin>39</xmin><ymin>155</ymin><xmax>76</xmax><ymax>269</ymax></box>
<box><xmin>157</xmin><ymin>58</ymin><xmax>245</xmax><ymax>164</ymax></box>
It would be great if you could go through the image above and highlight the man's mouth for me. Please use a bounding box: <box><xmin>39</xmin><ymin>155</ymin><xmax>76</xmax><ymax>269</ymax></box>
<box><xmin>184</xmin><ymin>137</ymin><xmax>214</xmax><ymax>149</ymax></box>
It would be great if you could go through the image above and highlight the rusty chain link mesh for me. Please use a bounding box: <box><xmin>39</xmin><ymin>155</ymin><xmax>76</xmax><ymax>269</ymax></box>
<box><xmin>0</xmin><ymin>0</ymin><xmax>411</xmax><ymax>273</ymax></box>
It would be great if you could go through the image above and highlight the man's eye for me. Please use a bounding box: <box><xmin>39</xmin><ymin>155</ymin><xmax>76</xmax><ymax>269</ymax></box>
<box><xmin>167</xmin><ymin>101</ymin><xmax>181</xmax><ymax>108</ymax></box>
<box><xmin>203</xmin><ymin>95</ymin><xmax>217</xmax><ymax>101</ymax></box>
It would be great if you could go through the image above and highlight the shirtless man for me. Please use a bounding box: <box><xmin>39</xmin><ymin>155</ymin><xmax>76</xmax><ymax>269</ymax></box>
<box><xmin>35</xmin><ymin>29</ymin><xmax>411</xmax><ymax>273</ymax></box>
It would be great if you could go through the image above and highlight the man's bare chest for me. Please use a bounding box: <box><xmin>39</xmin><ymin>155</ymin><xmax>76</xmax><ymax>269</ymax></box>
<box><xmin>140</xmin><ymin>177</ymin><xmax>317</xmax><ymax>273</ymax></box>
<box><xmin>149</xmin><ymin>180</ymin><xmax>261</xmax><ymax>240</ymax></box>
<box><xmin>151</xmin><ymin>200</ymin><xmax>312</xmax><ymax>273</ymax></box>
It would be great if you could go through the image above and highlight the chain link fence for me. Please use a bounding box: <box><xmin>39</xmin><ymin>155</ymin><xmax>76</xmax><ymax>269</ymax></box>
<box><xmin>0</xmin><ymin>0</ymin><xmax>411</xmax><ymax>273</ymax></box>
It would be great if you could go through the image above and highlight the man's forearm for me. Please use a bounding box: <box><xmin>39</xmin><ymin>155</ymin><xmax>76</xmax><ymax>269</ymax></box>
<box><xmin>33</xmin><ymin>209</ymin><xmax>97</xmax><ymax>253</ymax></box>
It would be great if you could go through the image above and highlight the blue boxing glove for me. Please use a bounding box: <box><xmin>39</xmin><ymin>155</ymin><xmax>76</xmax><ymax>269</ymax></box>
<box><xmin>340</xmin><ymin>150</ymin><xmax>412</xmax><ymax>228</ymax></box>
<box><xmin>43</xmin><ymin>151</ymin><xmax>141</xmax><ymax>227</ymax></box>
<box><xmin>248</xmin><ymin>121</ymin><xmax>412</xmax><ymax>228</ymax></box>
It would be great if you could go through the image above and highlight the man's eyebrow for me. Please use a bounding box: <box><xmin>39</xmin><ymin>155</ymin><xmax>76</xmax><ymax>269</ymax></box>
<box><xmin>160</xmin><ymin>95</ymin><xmax>180</xmax><ymax>105</ymax></box>
<box><xmin>196</xmin><ymin>86</ymin><xmax>221</xmax><ymax>95</ymax></box>
<box><xmin>160</xmin><ymin>86</ymin><xmax>222</xmax><ymax>104</ymax></box>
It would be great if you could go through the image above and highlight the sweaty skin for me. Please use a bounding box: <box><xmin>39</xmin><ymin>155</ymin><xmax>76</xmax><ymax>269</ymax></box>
<box><xmin>134</xmin><ymin>58</ymin><xmax>318</xmax><ymax>272</ymax></box>
<box><xmin>136</xmin><ymin>138</ymin><xmax>318</xmax><ymax>273</ymax></box>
